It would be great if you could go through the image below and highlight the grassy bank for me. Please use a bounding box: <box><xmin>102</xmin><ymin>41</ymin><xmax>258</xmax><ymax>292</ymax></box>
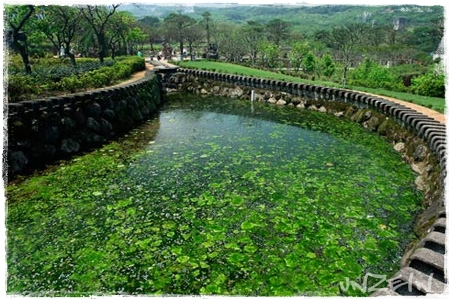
<box><xmin>175</xmin><ymin>60</ymin><xmax>445</xmax><ymax>114</ymax></box>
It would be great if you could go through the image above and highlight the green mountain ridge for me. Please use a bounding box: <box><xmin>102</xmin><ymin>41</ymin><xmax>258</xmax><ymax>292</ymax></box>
<box><xmin>119</xmin><ymin>3</ymin><xmax>443</xmax><ymax>37</ymax></box>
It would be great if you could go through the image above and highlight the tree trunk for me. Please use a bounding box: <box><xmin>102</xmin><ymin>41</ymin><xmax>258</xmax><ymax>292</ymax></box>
<box><xmin>342</xmin><ymin>65</ymin><xmax>348</xmax><ymax>87</ymax></box>
<box><xmin>18</xmin><ymin>44</ymin><xmax>32</xmax><ymax>74</ymax></box>
<box><xmin>68</xmin><ymin>52</ymin><xmax>76</xmax><ymax>67</ymax></box>
<box><xmin>65</xmin><ymin>43</ymin><xmax>76</xmax><ymax>67</ymax></box>
<box><xmin>6</xmin><ymin>5</ymin><xmax>34</xmax><ymax>74</ymax></box>
<box><xmin>111</xmin><ymin>47</ymin><xmax>116</xmax><ymax>60</ymax></box>
<box><xmin>10</xmin><ymin>32</ymin><xmax>32</xmax><ymax>74</ymax></box>
<box><xmin>250</xmin><ymin>50</ymin><xmax>257</xmax><ymax>66</ymax></box>
<box><xmin>189</xmin><ymin>44</ymin><xmax>194</xmax><ymax>61</ymax></box>
<box><xmin>179</xmin><ymin>40</ymin><xmax>184</xmax><ymax>61</ymax></box>
<box><xmin>126</xmin><ymin>40</ymin><xmax>131</xmax><ymax>56</ymax></box>
<box><xmin>98</xmin><ymin>49</ymin><xmax>104</xmax><ymax>63</ymax></box>
<box><xmin>98</xmin><ymin>34</ymin><xmax>107</xmax><ymax>63</ymax></box>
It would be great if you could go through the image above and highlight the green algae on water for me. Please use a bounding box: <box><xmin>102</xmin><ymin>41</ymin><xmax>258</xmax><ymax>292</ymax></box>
<box><xmin>6</xmin><ymin>94</ymin><xmax>422</xmax><ymax>296</ymax></box>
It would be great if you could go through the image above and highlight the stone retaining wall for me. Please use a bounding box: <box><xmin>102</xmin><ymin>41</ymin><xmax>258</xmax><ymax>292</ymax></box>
<box><xmin>6</xmin><ymin>71</ymin><xmax>161</xmax><ymax>178</ymax></box>
<box><xmin>169</xmin><ymin>68</ymin><xmax>447</xmax><ymax>296</ymax></box>
<box><xmin>4</xmin><ymin>66</ymin><xmax>446</xmax><ymax>295</ymax></box>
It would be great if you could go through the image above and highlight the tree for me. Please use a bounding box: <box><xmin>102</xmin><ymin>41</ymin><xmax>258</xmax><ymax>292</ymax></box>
<box><xmin>107</xmin><ymin>12</ymin><xmax>128</xmax><ymax>59</ymax></box>
<box><xmin>80</xmin><ymin>4</ymin><xmax>120</xmax><ymax>63</ymax></box>
<box><xmin>325</xmin><ymin>24</ymin><xmax>368</xmax><ymax>86</ymax></box>
<box><xmin>33</xmin><ymin>6</ymin><xmax>61</xmax><ymax>56</ymax></box>
<box><xmin>242</xmin><ymin>21</ymin><xmax>265</xmax><ymax>66</ymax></box>
<box><xmin>258</xmin><ymin>41</ymin><xmax>280</xmax><ymax>68</ymax></box>
<box><xmin>35</xmin><ymin>5</ymin><xmax>84</xmax><ymax>66</ymax></box>
<box><xmin>163</xmin><ymin>13</ymin><xmax>196</xmax><ymax>60</ymax></box>
<box><xmin>127</xmin><ymin>27</ymin><xmax>146</xmax><ymax>54</ymax></box>
<box><xmin>266</xmin><ymin>18</ymin><xmax>291</xmax><ymax>46</ymax></box>
<box><xmin>289</xmin><ymin>42</ymin><xmax>310</xmax><ymax>71</ymax></box>
<box><xmin>5</xmin><ymin>5</ymin><xmax>35</xmax><ymax>74</ymax></box>
<box><xmin>407</xmin><ymin>26</ymin><xmax>443</xmax><ymax>54</ymax></box>
<box><xmin>201</xmin><ymin>11</ymin><xmax>212</xmax><ymax>46</ymax></box>
<box><xmin>108</xmin><ymin>11</ymin><xmax>138</xmax><ymax>57</ymax></box>
<box><xmin>139</xmin><ymin>16</ymin><xmax>160</xmax><ymax>28</ymax></box>
<box><xmin>184</xmin><ymin>24</ymin><xmax>205</xmax><ymax>61</ymax></box>
<box><xmin>364</xmin><ymin>24</ymin><xmax>391</xmax><ymax>48</ymax></box>
<box><xmin>138</xmin><ymin>16</ymin><xmax>161</xmax><ymax>52</ymax></box>
<box><xmin>213</xmin><ymin>23</ymin><xmax>246</xmax><ymax>63</ymax></box>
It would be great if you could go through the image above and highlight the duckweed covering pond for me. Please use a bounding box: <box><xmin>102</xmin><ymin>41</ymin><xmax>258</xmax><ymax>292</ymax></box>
<box><xmin>6</xmin><ymin>94</ymin><xmax>422</xmax><ymax>296</ymax></box>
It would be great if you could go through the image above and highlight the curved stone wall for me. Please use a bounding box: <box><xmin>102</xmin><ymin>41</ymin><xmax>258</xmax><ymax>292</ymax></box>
<box><xmin>6</xmin><ymin>71</ymin><xmax>161</xmax><ymax>179</ymax></box>
<box><xmin>4</xmin><ymin>66</ymin><xmax>446</xmax><ymax>295</ymax></box>
<box><xmin>171</xmin><ymin>68</ymin><xmax>447</xmax><ymax>296</ymax></box>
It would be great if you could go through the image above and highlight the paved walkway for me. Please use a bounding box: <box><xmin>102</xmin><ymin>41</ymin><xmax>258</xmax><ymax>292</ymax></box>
<box><xmin>112</xmin><ymin>62</ymin><xmax>155</xmax><ymax>87</ymax></box>
<box><xmin>360</xmin><ymin>92</ymin><xmax>445</xmax><ymax>124</ymax></box>
<box><xmin>114</xmin><ymin>59</ymin><xmax>177</xmax><ymax>87</ymax></box>
<box><xmin>120</xmin><ymin>62</ymin><xmax>446</xmax><ymax>125</ymax></box>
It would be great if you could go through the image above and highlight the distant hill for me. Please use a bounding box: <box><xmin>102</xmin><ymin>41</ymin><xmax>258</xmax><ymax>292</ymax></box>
<box><xmin>119</xmin><ymin>3</ymin><xmax>443</xmax><ymax>37</ymax></box>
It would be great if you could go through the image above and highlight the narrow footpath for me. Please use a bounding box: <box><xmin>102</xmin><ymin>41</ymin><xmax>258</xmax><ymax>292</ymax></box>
<box><xmin>123</xmin><ymin>61</ymin><xmax>446</xmax><ymax>125</ymax></box>
<box><xmin>114</xmin><ymin>59</ymin><xmax>177</xmax><ymax>87</ymax></box>
<box><xmin>360</xmin><ymin>92</ymin><xmax>445</xmax><ymax>124</ymax></box>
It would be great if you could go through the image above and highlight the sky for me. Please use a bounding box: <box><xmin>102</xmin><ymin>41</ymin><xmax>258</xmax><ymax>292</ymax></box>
<box><xmin>2</xmin><ymin>0</ymin><xmax>450</xmax><ymax>5</ymax></box>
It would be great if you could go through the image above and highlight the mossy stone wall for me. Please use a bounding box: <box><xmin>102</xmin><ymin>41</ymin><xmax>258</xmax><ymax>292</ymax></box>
<box><xmin>6</xmin><ymin>72</ymin><xmax>161</xmax><ymax>178</ymax></box>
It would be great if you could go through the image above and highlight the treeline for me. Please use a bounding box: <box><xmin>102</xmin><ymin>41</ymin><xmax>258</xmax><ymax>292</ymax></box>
<box><xmin>4</xmin><ymin>4</ymin><xmax>445</xmax><ymax>98</ymax></box>
<box><xmin>154</xmin><ymin>8</ymin><xmax>444</xmax><ymax>97</ymax></box>
<box><xmin>5</xmin><ymin>5</ymin><xmax>153</xmax><ymax>74</ymax></box>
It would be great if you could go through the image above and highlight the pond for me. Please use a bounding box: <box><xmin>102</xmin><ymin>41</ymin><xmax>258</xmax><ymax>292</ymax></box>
<box><xmin>6</xmin><ymin>94</ymin><xmax>422</xmax><ymax>296</ymax></box>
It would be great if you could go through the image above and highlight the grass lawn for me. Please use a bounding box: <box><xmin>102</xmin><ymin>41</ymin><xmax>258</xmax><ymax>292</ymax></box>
<box><xmin>175</xmin><ymin>60</ymin><xmax>445</xmax><ymax>114</ymax></box>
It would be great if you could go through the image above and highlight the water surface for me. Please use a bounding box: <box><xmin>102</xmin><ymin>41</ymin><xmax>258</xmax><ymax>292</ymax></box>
<box><xmin>7</xmin><ymin>95</ymin><xmax>422</xmax><ymax>296</ymax></box>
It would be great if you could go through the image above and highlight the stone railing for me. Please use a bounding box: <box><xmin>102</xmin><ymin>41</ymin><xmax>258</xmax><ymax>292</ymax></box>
<box><xmin>6</xmin><ymin>71</ymin><xmax>161</xmax><ymax>179</ymax></box>
<box><xmin>170</xmin><ymin>68</ymin><xmax>447</xmax><ymax>296</ymax></box>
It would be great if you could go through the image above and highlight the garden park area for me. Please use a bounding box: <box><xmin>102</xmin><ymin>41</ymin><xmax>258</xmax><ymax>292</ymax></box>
<box><xmin>3</xmin><ymin>4</ymin><xmax>446</xmax><ymax>111</ymax></box>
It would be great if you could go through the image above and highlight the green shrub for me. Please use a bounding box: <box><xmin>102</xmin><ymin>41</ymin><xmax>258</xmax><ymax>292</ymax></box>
<box><xmin>98</xmin><ymin>67</ymin><xmax>116</xmax><ymax>85</ymax></box>
<box><xmin>321</xmin><ymin>54</ymin><xmax>335</xmax><ymax>78</ymax></box>
<box><xmin>80</xmin><ymin>73</ymin><xmax>94</xmax><ymax>89</ymax></box>
<box><xmin>93</xmin><ymin>72</ymin><xmax>110</xmax><ymax>87</ymax></box>
<box><xmin>410</xmin><ymin>68</ymin><xmax>445</xmax><ymax>98</ymax></box>
<box><xmin>113</xmin><ymin>64</ymin><xmax>133</xmax><ymax>80</ymax></box>
<box><xmin>301</xmin><ymin>51</ymin><xmax>316</xmax><ymax>74</ymax></box>
<box><xmin>6</xmin><ymin>55</ymin><xmax>146</xmax><ymax>101</ymax></box>
<box><xmin>60</xmin><ymin>75</ymin><xmax>83</xmax><ymax>93</ymax></box>
<box><xmin>115</xmin><ymin>56</ymin><xmax>145</xmax><ymax>73</ymax></box>
<box><xmin>6</xmin><ymin>74</ymin><xmax>42</xmax><ymax>102</ymax></box>
<box><xmin>351</xmin><ymin>59</ymin><xmax>394</xmax><ymax>84</ymax></box>
<box><xmin>349</xmin><ymin>58</ymin><xmax>403</xmax><ymax>90</ymax></box>
<box><xmin>6</xmin><ymin>54</ymin><xmax>26</xmax><ymax>75</ymax></box>
<box><xmin>85</xmin><ymin>70</ymin><xmax>109</xmax><ymax>88</ymax></box>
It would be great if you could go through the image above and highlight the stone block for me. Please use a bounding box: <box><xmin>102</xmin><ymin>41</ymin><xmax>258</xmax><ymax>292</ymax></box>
<box><xmin>409</xmin><ymin>248</ymin><xmax>445</xmax><ymax>272</ymax></box>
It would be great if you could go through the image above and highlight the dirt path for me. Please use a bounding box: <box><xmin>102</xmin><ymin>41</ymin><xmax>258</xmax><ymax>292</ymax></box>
<box><xmin>119</xmin><ymin>63</ymin><xmax>446</xmax><ymax>125</ymax></box>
